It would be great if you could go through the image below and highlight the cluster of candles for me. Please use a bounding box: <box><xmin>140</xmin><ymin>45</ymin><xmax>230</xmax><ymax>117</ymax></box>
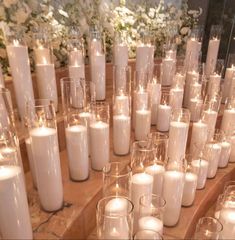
<box><xmin>0</xmin><ymin>23</ymin><xmax>235</xmax><ymax>240</ymax></box>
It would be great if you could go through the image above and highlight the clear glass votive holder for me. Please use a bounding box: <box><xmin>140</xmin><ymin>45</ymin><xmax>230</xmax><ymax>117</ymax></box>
<box><xmin>96</xmin><ymin>196</ymin><xmax>134</xmax><ymax>239</ymax></box>
<box><xmin>134</xmin><ymin>229</ymin><xmax>163</xmax><ymax>240</ymax></box>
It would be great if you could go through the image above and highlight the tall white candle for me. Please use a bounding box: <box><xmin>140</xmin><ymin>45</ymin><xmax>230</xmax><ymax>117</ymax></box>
<box><xmin>138</xmin><ymin>216</ymin><xmax>163</xmax><ymax>235</ymax></box>
<box><xmin>34</xmin><ymin>47</ymin><xmax>51</xmax><ymax>64</ymax></box>
<box><xmin>135</xmin><ymin>109</ymin><xmax>151</xmax><ymax>140</ymax></box>
<box><xmin>157</xmin><ymin>104</ymin><xmax>171</xmax><ymax>132</ymax></box>
<box><xmin>205</xmin><ymin>143</ymin><xmax>221</xmax><ymax>179</ymax></box>
<box><xmin>182</xmin><ymin>172</ymin><xmax>198</xmax><ymax>206</ymax></box>
<box><xmin>90</xmin><ymin>121</ymin><xmax>109</xmax><ymax>170</ymax></box>
<box><xmin>219</xmin><ymin>208</ymin><xmax>235</xmax><ymax>239</ymax></box>
<box><xmin>221</xmin><ymin>109</ymin><xmax>235</xmax><ymax>136</ymax></box>
<box><xmin>169</xmin><ymin>87</ymin><xmax>184</xmax><ymax>110</ymax></box>
<box><xmin>185</xmin><ymin>38</ymin><xmax>201</xmax><ymax>70</ymax></box>
<box><xmin>222</xmin><ymin>67</ymin><xmax>235</xmax><ymax>103</ymax></box>
<box><xmin>0</xmin><ymin>165</ymin><xmax>32</xmax><ymax>239</ymax></box>
<box><xmin>90</xmin><ymin>39</ymin><xmax>102</xmax><ymax>56</ymax></box>
<box><xmin>69</xmin><ymin>49</ymin><xmax>83</xmax><ymax>66</ymax></box>
<box><xmin>114</xmin><ymin>44</ymin><xmax>128</xmax><ymax>67</ymax></box>
<box><xmin>114</xmin><ymin>95</ymin><xmax>130</xmax><ymax>116</ymax></box>
<box><xmin>30</xmin><ymin>127</ymin><xmax>63</xmax><ymax>211</ymax></box>
<box><xmin>65</xmin><ymin>125</ymin><xmax>89</xmax><ymax>181</ymax></box>
<box><xmin>163</xmin><ymin>171</ymin><xmax>185</xmax><ymax>226</ymax></box>
<box><xmin>208</xmin><ymin>74</ymin><xmax>221</xmax><ymax>96</ymax></box>
<box><xmin>168</xmin><ymin>121</ymin><xmax>189</xmax><ymax>161</ymax></box>
<box><xmin>202</xmin><ymin>109</ymin><xmax>218</xmax><ymax>141</ymax></box>
<box><xmin>91</xmin><ymin>54</ymin><xmax>106</xmax><ymax>100</ymax></box>
<box><xmin>205</xmin><ymin>38</ymin><xmax>220</xmax><ymax>77</ymax></box>
<box><xmin>6</xmin><ymin>43</ymin><xmax>34</xmax><ymax>119</ymax></box>
<box><xmin>162</xmin><ymin>58</ymin><xmax>175</xmax><ymax>86</ymax></box>
<box><xmin>191</xmin><ymin>159</ymin><xmax>209</xmax><ymax>189</ymax></box>
<box><xmin>35</xmin><ymin>64</ymin><xmax>58</xmax><ymax>111</ymax></box>
<box><xmin>145</xmin><ymin>164</ymin><xmax>165</xmax><ymax>197</ymax></box>
<box><xmin>219</xmin><ymin>141</ymin><xmax>231</xmax><ymax>168</ymax></box>
<box><xmin>113</xmin><ymin>115</ymin><xmax>131</xmax><ymax>155</ymax></box>
<box><xmin>189</xmin><ymin>98</ymin><xmax>203</xmax><ymax>122</ymax></box>
<box><xmin>136</xmin><ymin>45</ymin><xmax>150</xmax><ymax>72</ymax></box>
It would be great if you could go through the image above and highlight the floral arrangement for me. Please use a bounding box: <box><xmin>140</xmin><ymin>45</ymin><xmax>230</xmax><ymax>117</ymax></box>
<box><xmin>0</xmin><ymin>0</ymin><xmax>202</xmax><ymax>76</ymax></box>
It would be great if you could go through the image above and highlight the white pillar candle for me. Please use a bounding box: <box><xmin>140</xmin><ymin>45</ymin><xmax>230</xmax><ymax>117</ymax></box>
<box><xmin>229</xmin><ymin>136</ymin><xmax>235</xmax><ymax>163</ymax></box>
<box><xmin>145</xmin><ymin>164</ymin><xmax>165</xmax><ymax>197</ymax></box>
<box><xmin>190</xmin><ymin>121</ymin><xmax>208</xmax><ymax>155</ymax></box>
<box><xmin>6</xmin><ymin>43</ymin><xmax>34</xmax><ymax>119</ymax></box>
<box><xmin>205</xmin><ymin>143</ymin><xmax>221</xmax><ymax>179</ymax></box>
<box><xmin>91</xmin><ymin>54</ymin><xmax>106</xmax><ymax>100</ymax></box>
<box><xmin>113</xmin><ymin>115</ymin><xmax>131</xmax><ymax>155</ymax></box>
<box><xmin>191</xmin><ymin>159</ymin><xmax>209</xmax><ymax>189</ymax></box>
<box><xmin>68</xmin><ymin>65</ymin><xmax>85</xmax><ymax>80</ymax></box>
<box><xmin>156</xmin><ymin>104</ymin><xmax>171</xmax><ymax>132</ymax></box>
<box><xmin>189</xmin><ymin>82</ymin><xmax>202</xmax><ymax>100</ymax></box>
<box><xmin>208</xmin><ymin>74</ymin><xmax>221</xmax><ymax>96</ymax></box>
<box><xmin>189</xmin><ymin>98</ymin><xmax>203</xmax><ymax>122</ymax></box>
<box><xmin>65</xmin><ymin>125</ymin><xmax>89</xmax><ymax>181</ymax></box>
<box><xmin>35</xmin><ymin>64</ymin><xmax>58</xmax><ymax>111</ymax></box>
<box><xmin>221</xmin><ymin>109</ymin><xmax>235</xmax><ymax>136</ymax></box>
<box><xmin>138</xmin><ymin>216</ymin><xmax>163</xmax><ymax>235</ymax></box>
<box><xmin>135</xmin><ymin>109</ymin><xmax>151</xmax><ymax>140</ymax></box>
<box><xmin>114</xmin><ymin>44</ymin><xmax>128</xmax><ymax>67</ymax></box>
<box><xmin>202</xmin><ymin>109</ymin><xmax>218</xmax><ymax>141</ymax></box>
<box><xmin>219</xmin><ymin>141</ymin><xmax>231</xmax><ymax>168</ymax></box>
<box><xmin>205</xmin><ymin>38</ymin><xmax>220</xmax><ymax>77</ymax></box>
<box><xmin>30</xmin><ymin>127</ymin><xmax>63</xmax><ymax>211</ymax></box>
<box><xmin>69</xmin><ymin>49</ymin><xmax>83</xmax><ymax>66</ymax></box>
<box><xmin>219</xmin><ymin>208</ymin><xmax>235</xmax><ymax>239</ymax></box>
<box><xmin>182</xmin><ymin>172</ymin><xmax>198</xmax><ymax>206</ymax></box>
<box><xmin>222</xmin><ymin>67</ymin><xmax>235</xmax><ymax>103</ymax></box>
<box><xmin>169</xmin><ymin>87</ymin><xmax>184</xmax><ymax>110</ymax></box>
<box><xmin>168</xmin><ymin>121</ymin><xmax>189</xmax><ymax>161</ymax></box>
<box><xmin>25</xmin><ymin>138</ymin><xmax>37</xmax><ymax>188</ymax></box>
<box><xmin>163</xmin><ymin>171</ymin><xmax>185</xmax><ymax>226</ymax></box>
<box><xmin>114</xmin><ymin>95</ymin><xmax>130</xmax><ymax>116</ymax></box>
<box><xmin>90</xmin><ymin>39</ymin><xmax>102</xmax><ymax>56</ymax></box>
<box><xmin>148</xmin><ymin>45</ymin><xmax>155</xmax><ymax>67</ymax></box>
<box><xmin>185</xmin><ymin>38</ymin><xmax>201</xmax><ymax>70</ymax></box>
<box><xmin>162</xmin><ymin>58</ymin><xmax>175</xmax><ymax>86</ymax></box>
<box><xmin>0</xmin><ymin>165</ymin><xmax>32</xmax><ymax>239</ymax></box>
<box><xmin>136</xmin><ymin>45</ymin><xmax>150</xmax><ymax>72</ymax></box>
<box><xmin>148</xmin><ymin>82</ymin><xmax>161</xmax><ymax>125</ymax></box>
<box><xmin>90</xmin><ymin>121</ymin><xmax>109</xmax><ymax>171</ymax></box>
<box><xmin>34</xmin><ymin>47</ymin><xmax>51</xmax><ymax>64</ymax></box>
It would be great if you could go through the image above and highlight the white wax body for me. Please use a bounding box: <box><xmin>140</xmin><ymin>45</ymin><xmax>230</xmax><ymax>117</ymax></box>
<box><xmin>182</xmin><ymin>172</ymin><xmax>198</xmax><ymax>206</ymax></box>
<box><xmin>69</xmin><ymin>50</ymin><xmax>83</xmax><ymax>66</ymax></box>
<box><xmin>113</xmin><ymin>115</ymin><xmax>131</xmax><ymax>155</ymax></box>
<box><xmin>163</xmin><ymin>171</ymin><xmax>185</xmax><ymax>226</ymax></box>
<box><xmin>205</xmin><ymin>39</ymin><xmax>220</xmax><ymax>77</ymax></box>
<box><xmin>157</xmin><ymin>104</ymin><xmax>171</xmax><ymax>132</ymax></box>
<box><xmin>135</xmin><ymin>110</ymin><xmax>151</xmax><ymax>140</ymax></box>
<box><xmin>185</xmin><ymin>39</ymin><xmax>201</xmax><ymax>69</ymax></box>
<box><xmin>25</xmin><ymin>138</ymin><xmax>37</xmax><ymax>188</ymax></box>
<box><xmin>202</xmin><ymin>110</ymin><xmax>218</xmax><ymax>141</ymax></box>
<box><xmin>222</xmin><ymin>67</ymin><xmax>235</xmax><ymax>103</ymax></box>
<box><xmin>90</xmin><ymin>39</ymin><xmax>102</xmax><ymax>56</ymax></box>
<box><xmin>219</xmin><ymin>141</ymin><xmax>231</xmax><ymax>168</ymax></box>
<box><xmin>136</xmin><ymin>46</ymin><xmax>150</xmax><ymax>72</ymax></box>
<box><xmin>34</xmin><ymin>48</ymin><xmax>51</xmax><ymax>64</ymax></box>
<box><xmin>91</xmin><ymin>54</ymin><xmax>106</xmax><ymax>100</ymax></box>
<box><xmin>208</xmin><ymin>74</ymin><xmax>221</xmax><ymax>96</ymax></box>
<box><xmin>35</xmin><ymin>64</ymin><xmax>58</xmax><ymax>111</ymax></box>
<box><xmin>189</xmin><ymin>98</ymin><xmax>203</xmax><ymax>122</ymax></box>
<box><xmin>169</xmin><ymin>87</ymin><xmax>184</xmax><ymax>110</ymax></box>
<box><xmin>148</xmin><ymin>82</ymin><xmax>161</xmax><ymax>125</ymax></box>
<box><xmin>0</xmin><ymin>166</ymin><xmax>32</xmax><ymax>239</ymax></box>
<box><xmin>230</xmin><ymin>136</ymin><xmax>235</xmax><ymax>162</ymax></box>
<box><xmin>114</xmin><ymin>44</ymin><xmax>128</xmax><ymax>66</ymax></box>
<box><xmin>138</xmin><ymin>216</ymin><xmax>163</xmax><ymax>235</ymax></box>
<box><xmin>114</xmin><ymin>95</ymin><xmax>130</xmax><ymax>116</ymax></box>
<box><xmin>219</xmin><ymin>208</ymin><xmax>235</xmax><ymax>240</ymax></box>
<box><xmin>6</xmin><ymin>44</ymin><xmax>34</xmax><ymax>119</ymax></box>
<box><xmin>221</xmin><ymin>109</ymin><xmax>235</xmax><ymax>136</ymax></box>
<box><xmin>90</xmin><ymin>121</ymin><xmax>109</xmax><ymax>171</ymax></box>
<box><xmin>30</xmin><ymin>127</ymin><xmax>63</xmax><ymax>211</ymax></box>
<box><xmin>65</xmin><ymin>125</ymin><xmax>89</xmax><ymax>181</ymax></box>
<box><xmin>189</xmin><ymin>82</ymin><xmax>202</xmax><ymax>100</ymax></box>
<box><xmin>168</xmin><ymin>121</ymin><xmax>189</xmax><ymax>161</ymax></box>
<box><xmin>145</xmin><ymin>164</ymin><xmax>165</xmax><ymax>197</ymax></box>
<box><xmin>205</xmin><ymin>143</ymin><xmax>221</xmax><ymax>179</ymax></box>
<box><xmin>162</xmin><ymin>58</ymin><xmax>175</xmax><ymax>86</ymax></box>
<box><xmin>68</xmin><ymin>65</ymin><xmax>85</xmax><ymax>79</ymax></box>
<box><xmin>191</xmin><ymin>159</ymin><xmax>209</xmax><ymax>189</ymax></box>
<box><xmin>190</xmin><ymin>121</ymin><xmax>208</xmax><ymax>155</ymax></box>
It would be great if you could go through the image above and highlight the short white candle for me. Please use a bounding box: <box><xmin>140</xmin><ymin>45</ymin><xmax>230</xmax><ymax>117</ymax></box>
<box><xmin>168</xmin><ymin>121</ymin><xmax>189</xmax><ymax>161</ymax></box>
<box><xmin>190</xmin><ymin>121</ymin><xmax>208</xmax><ymax>155</ymax></box>
<box><xmin>138</xmin><ymin>216</ymin><xmax>163</xmax><ymax>235</ymax></box>
<box><xmin>219</xmin><ymin>208</ymin><xmax>235</xmax><ymax>239</ymax></box>
<box><xmin>35</xmin><ymin>64</ymin><xmax>58</xmax><ymax>111</ymax></box>
<box><xmin>202</xmin><ymin>109</ymin><xmax>218</xmax><ymax>141</ymax></box>
<box><xmin>218</xmin><ymin>141</ymin><xmax>231</xmax><ymax>168</ymax></box>
<box><xmin>208</xmin><ymin>74</ymin><xmax>221</xmax><ymax>96</ymax></box>
<box><xmin>182</xmin><ymin>172</ymin><xmax>198</xmax><ymax>206</ymax></box>
<box><xmin>69</xmin><ymin>49</ymin><xmax>83</xmax><ymax>66</ymax></box>
<box><xmin>135</xmin><ymin>109</ymin><xmax>151</xmax><ymax>140</ymax></box>
<box><xmin>145</xmin><ymin>164</ymin><xmax>165</xmax><ymax>197</ymax></box>
<box><xmin>191</xmin><ymin>159</ymin><xmax>209</xmax><ymax>189</ymax></box>
<box><xmin>221</xmin><ymin>109</ymin><xmax>235</xmax><ymax>136</ymax></box>
<box><xmin>30</xmin><ymin>127</ymin><xmax>63</xmax><ymax>211</ymax></box>
<box><xmin>0</xmin><ymin>165</ymin><xmax>32</xmax><ymax>239</ymax></box>
<box><xmin>163</xmin><ymin>171</ymin><xmax>185</xmax><ymax>226</ymax></box>
<box><xmin>169</xmin><ymin>87</ymin><xmax>184</xmax><ymax>110</ymax></box>
<box><xmin>162</xmin><ymin>58</ymin><xmax>175</xmax><ymax>86</ymax></box>
<box><xmin>230</xmin><ymin>136</ymin><xmax>235</xmax><ymax>163</ymax></box>
<box><xmin>65</xmin><ymin>125</ymin><xmax>89</xmax><ymax>181</ymax></box>
<box><xmin>114</xmin><ymin>44</ymin><xmax>128</xmax><ymax>67</ymax></box>
<box><xmin>113</xmin><ymin>115</ymin><xmax>131</xmax><ymax>155</ymax></box>
<box><xmin>222</xmin><ymin>67</ymin><xmax>235</xmax><ymax>103</ymax></box>
<box><xmin>189</xmin><ymin>98</ymin><xmax>203</xmax><ymax>122</ymax></box>
<box><xmin>91</xmin><ymin>54</ymin><xmax>106</xmax><ymax>100</ymax></box>
<box><xmin>6</xmin><ymin>43</ymin><xmax>35</xmax><ymax>119</ymax></box>
<box><xmin>114</xmin><ymin>95</ymin><xmax>130</xmax><ymax>116</ymax></box>
<box><xmin>205</xmin><ymin>143</ymin><xmax>221</xmax><ymax>179</ymax></box>
<box><xmin>157</xmin><ymin>104</ymin><xmax>171</xmax><ymax>132</ymax></box>
<box><xmin>90</xmin><ymin>121</ymin><xmax>109</xmax><ymax>171</ymax></box>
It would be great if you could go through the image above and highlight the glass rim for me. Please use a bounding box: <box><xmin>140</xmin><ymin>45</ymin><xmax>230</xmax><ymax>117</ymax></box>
<box><xmin>132</xmin><ymin>140</ymin><xmax>153</xmax><ymax>152</ymax></box>
<box><xmin>139</xmin><ymin>193</ymin><xmax>166</xmax><ymax>208</ymax></box>
<box><xmin>60</xmin><ymin>76</ymin><xmax>84</xmax><ymax>84</ymax></box>
<box><xmin>148</xmin><ymin>132</ymin><xmax>169</xmax><ymax>140</ymax></box>
<box><xmin>26</xmin><ymin>99</ymin><xmax>54</xmax><ymax>108</ymax></box>
<box><xmin>134</xmin><ymin>229</ymin><xmax>163</xmax><ymax>240</ymax></box>
<box><xmin>102</xmin><ymin>161</ymin><xmax>132</xmax><ymax>178</ymax></box>
<box><xmin>197</xmin><ymin>217</ymin><xmax>223</xmax><ymax>233</ymax></box>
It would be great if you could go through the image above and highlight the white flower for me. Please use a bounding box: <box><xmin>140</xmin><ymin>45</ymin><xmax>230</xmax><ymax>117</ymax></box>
<box><xmin>180</xmin><ymin>27</ymin><xmax>189</xmax><ymax>35</ymax></box>
<box><xmin>3</xmin><ymin>0</ymin><xmax>17</xmax><ymax>8</ymax></box>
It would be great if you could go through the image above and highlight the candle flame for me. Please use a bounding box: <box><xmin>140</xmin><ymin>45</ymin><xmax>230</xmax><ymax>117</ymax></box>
<box><xmin>13</xmin><ymin>39</ymin><xmax>19</xmax><ymax>46</ymax></box>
